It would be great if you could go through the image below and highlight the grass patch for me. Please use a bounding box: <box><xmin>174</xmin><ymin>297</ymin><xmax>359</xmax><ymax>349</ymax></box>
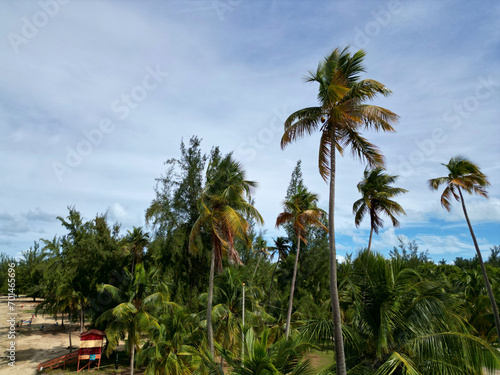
<box><xmin>307</xmin><ymin>348</ymin><xmax>334</xmax><ymax>372</ymax></box>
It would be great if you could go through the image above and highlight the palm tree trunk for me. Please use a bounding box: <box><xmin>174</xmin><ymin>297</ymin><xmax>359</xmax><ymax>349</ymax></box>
<box><xmin>367</xmin><ymin>227</ymin><xmax>374</xmax><ymax>253</ymax></box>
<box><xmin>130</xmin><ymin>343</ymin><xmax>135</xmax><ymax>375</ymax></box>
<box><xmin>329</xmin><ymin>131</ymin><xmax>347</xmax><ymax>375</ymax></box>
<box><xmin>80</xmin><ymin>302</ymin><xmax>84</xmax><ymax>333</ymax></box>
<box><xmin>285</xmin><ymin>230</ymin><xmax>301</xmax><ymax>338</ymax></box>
<box><xmin>61</xmin><ymin>311</ymin><xmax>64</xmax><ymax>328</ymax></box>
<box><xmin>251</xmin><ymin>255</ymin><xmax>262</xmax><ymax>284</ymax></box>
<box><xmin>267</xmin><ymin>260</ymin><xmax>280</xmax><ymax>307</ymax></box>
<box><xmin>69</xmin><ymin>310</ymin><xmax>73</xmax><ymax>352</ymax></box>
<box><xmin>458</xmin><ymin>188</ymin><xmax>500</xmax><ymax>345</ymax></box>
<box><xmin>207</xmin><ymin>247</ymin><xmax>216</xmax><ymax>356</ymax></box>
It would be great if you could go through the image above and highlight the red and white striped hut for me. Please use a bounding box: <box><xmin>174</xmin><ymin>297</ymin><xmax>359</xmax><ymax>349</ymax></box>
<box><xmin>77</xmin><ymin>329</ymin><xmax>105</xmax><ymax>372</ymax></box>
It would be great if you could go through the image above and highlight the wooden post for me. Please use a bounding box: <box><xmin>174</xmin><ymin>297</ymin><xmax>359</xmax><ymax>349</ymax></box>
<box><xmin>242</xmin><ymin>282</ymin><xmax>245</xmax><ymax>365</ymax></box>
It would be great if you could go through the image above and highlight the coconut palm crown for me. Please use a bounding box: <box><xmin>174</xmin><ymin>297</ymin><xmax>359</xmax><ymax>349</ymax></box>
<box><xmin>428</xmin><ymin>155</ymin><xmax>489</xmax><ymax>211</ymax></box>
<box><xmin>189</xmin><ymin>152</ymin><xmax>263</xmax><ymax>272</ymax></box>
<box><xmin>281</xmin><ymin>47</ymin><xmax>398</xmax><ymax>180</ymax></box>
<box><xmin>353</xmin><ymin>167</ymin><xmax>407</xmax><ymax>252</ymax></box>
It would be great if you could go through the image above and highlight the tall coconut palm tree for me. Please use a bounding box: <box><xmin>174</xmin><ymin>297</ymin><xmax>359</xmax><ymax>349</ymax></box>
<box><xmin>353</xmin><ymin>167</ymin><xmax>407</xmax><ymax>253</ymax></box>
<box><xmin>267</xmin><ymin>237</ymin><xmax>291</xmax><ymax>307</ymax></box>
<box><xmin>97</xmin><ymin>264</ymin><xmax>168</xmax><ymax>375</ymax></box>
<box><xmin>124</xmin><ymin>227</ymin><xmax>149</xmax><ymax>274</ymax></box>
<box><xmin>251</xmin><ymin>236</ymin><xmax>269</xmax><ymax>284</ymax></box>
<box><xmin>429</xmin><ymin>155</ymin><xmax>500</xmax><ymax>345</ymax></box>
<box><xmin>189</xmin><ymin>152</ymin><xmax>263</xmax><ymax>356</ymax></box>
<box><xmin>281</xmin><ymin>46</ymin><xmax>398</xmax><ymax>374</ymax></box>
<box><xmin>276</xmin><ymin>186</ymin><xmax>327</xmax><ymax>338</ymax></box>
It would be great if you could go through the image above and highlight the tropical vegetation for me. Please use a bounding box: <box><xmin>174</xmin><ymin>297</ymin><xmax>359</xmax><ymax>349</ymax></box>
<box><xmin>1</xmin><ymin>49</ymin><xmax>499</xmax><ymax>375</ymax></box>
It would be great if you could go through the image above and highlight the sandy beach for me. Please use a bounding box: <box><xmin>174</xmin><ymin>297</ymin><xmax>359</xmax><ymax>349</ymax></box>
<box><xmin>0</xmin><ymin>296</ymin><xmax>81</xmax><ymax>375</ymax></box>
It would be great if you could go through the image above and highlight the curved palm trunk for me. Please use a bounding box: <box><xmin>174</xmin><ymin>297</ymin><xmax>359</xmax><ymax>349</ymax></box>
<box><xmin>458</xmin><ymin>188</ymin><xmax>500</xmax><ymax>345</ymax></box>
<box><xmin>328</xmin><ymin>131</ymin><xmax>347</xmax><ymax>375</ymax></box>
<box><xmin>251</xmin><ymin>254</ymin><xmax>262</xmax><ymax>284</ymax></box>
<box><xmin>367</xmin><ymin>227</ymin><xmax>374</xmax><ymax>253</ymax></box>
<box><xmin>207</xmin><ymin>247</ymin><xmax>216</xmax><ymax>356</ymax></box>
<box><xmin>285</xmin><ymin>229</ymin><xmax>301</xmax><ymax>339</ymax></box>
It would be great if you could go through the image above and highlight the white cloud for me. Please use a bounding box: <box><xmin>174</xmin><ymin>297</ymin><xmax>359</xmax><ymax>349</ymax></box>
<box><xmin>370</xmin><ymin>227</ymin><xmax>408</xmax><ymax>252</ymax></box>
<box><xmin>412</xmin><ymin>234</ymin><xmax>482</xmax><ymax>257</ymax></box>
<box><xmin>107</xmin><ymin>203</ymin><xmax>141</xmax><ymax>229</ymax></box>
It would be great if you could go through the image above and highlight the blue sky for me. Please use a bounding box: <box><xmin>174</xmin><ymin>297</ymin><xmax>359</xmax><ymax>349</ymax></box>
<box><xmin>0</xmin><ymin>0</ymin><xmax>499</xmax><ymax>262</ymax></box>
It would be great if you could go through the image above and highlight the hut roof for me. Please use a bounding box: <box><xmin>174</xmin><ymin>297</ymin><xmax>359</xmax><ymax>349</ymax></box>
<box><xmin>80</xmin><ymin>329</ymin><xmax>105</xmax><ymax>338</ymax></box>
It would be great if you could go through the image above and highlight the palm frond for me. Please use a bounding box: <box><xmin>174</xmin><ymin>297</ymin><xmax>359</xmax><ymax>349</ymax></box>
<box><xmin>374</xmin><ymin>351</ymin><xmax>421</xmax><ymax>375</ymax></box>
<box><xmin>341</xmin><ymin>126</ymin><xmax>385</xmax><ymax>168</ymax></box>
<box><xmin>282</xmin><ymin>107</ymin><xmax>323</xmax><ymax>149</ymax></box>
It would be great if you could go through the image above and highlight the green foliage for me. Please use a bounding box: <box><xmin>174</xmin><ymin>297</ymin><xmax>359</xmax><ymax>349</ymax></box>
<box><xmin>189</xmin><ymin>150</ymin><xmax>263</xmax><ymax>356</ymax></box>
<box><xmin>189</xmin><ymin>151</ymin><xmax>263</xmax><ymax>271</ymax></box>
<box><xmin>97</xmin><ymin>264</ymin><xmax>169</xmax><ymax>373</ymax></box>
<box><xmin>36</xmin><ymin>208</ymin><xmax>125</xmax><ymax>330</ymax></box>
<box><xmin>284</xmin><ymin>160</ymin><xmax>306</xmax><ymax>243</ymax></box>
<box><xmin>146</xmin><ymin>136</ymin><xmax>211</xmax><ymax>305</ymax></box>
<box><xmin>138</xmin><ymin>302</ymin><xmax>198</xmax><ymax>375</ymax></box>
<box><xmin>123</xmin><ymin>227</ymin><xmax>149</xmax><ymax>274</ymax></box>
<box><xmin>15</xmin><ymin>242</ymin><xmax>47</xmax><ymax>299</ymax></box>
<box><xmin>0</xmin><ymin>252</ymin><xmax>17</xmax><ymax>294</ymax></box>
<box><xmin>225</xmin><ymin>328</ymin><xmax>313</xmax><ymax>375</ymax></box>
<box><xmin>300</xmin><ymin>250</ymin><xmax>500</xmax><ymax>374</ymax></box>
<box><xmin>488</xmin><ymin>245</ymin><xmax>500</xmax><ymax>268</ymax></box>
<box><xmin>389</xmin><ymin>237</ymin><xmax>431</xmax><ymax>268</ymax></box>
